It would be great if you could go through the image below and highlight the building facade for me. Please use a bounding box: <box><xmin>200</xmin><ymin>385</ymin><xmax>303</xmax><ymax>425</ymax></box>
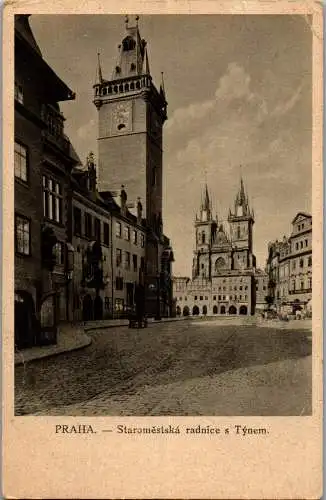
<box><xmin>173</xmin><ymin>179</ymin><xmax>266</xmax><ymax>316</ymax></box>
<box><xmin>14</xmin><ymin>15</ymin><xmax>78</xmax><ymax>348</ymax></box>
<box><xmin>93</xmin><ymin>16</ymin><xmax>174</xmax><ymax>317</ymax></box>
<box><xmin>14</xmin><ymin>15</ymin><xmax>175</xmax><ymax>349</ymax></box>
<box><xmin>266</xmin><ymin>212</ymin><xmax>312</xmax><ymax>315</ymax></box>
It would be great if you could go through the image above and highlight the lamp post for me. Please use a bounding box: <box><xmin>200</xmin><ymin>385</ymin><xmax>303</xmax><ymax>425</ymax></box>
<box><xmin>155</xmin><ymin>273</ymin><xmax>161</xmax><ymax>321</ymax></box>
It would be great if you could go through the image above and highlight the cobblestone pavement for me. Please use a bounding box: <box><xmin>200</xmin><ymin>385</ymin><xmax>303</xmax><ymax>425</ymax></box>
<box><xmin>15</xmin><ymin>320</ymin><xmax>312</xmax><ymax>416</ymax></box>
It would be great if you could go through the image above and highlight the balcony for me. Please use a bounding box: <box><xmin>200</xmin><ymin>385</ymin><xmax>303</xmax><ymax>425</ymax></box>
<box><xmin>289</xmin><ymin>288</ymin><xmax>312</xmax><ymax>295</ymax></box>
<box><xmin>41</xmin><ymin>104</ymin><xmax>70</xmax><ymax>154</ymax></box>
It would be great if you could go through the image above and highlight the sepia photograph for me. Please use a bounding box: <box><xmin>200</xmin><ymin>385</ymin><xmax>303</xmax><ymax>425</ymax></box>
<box><xmin>14</xmin><ymin>13</ymin><xmax>313</xmax><ymax>417</ymax></box>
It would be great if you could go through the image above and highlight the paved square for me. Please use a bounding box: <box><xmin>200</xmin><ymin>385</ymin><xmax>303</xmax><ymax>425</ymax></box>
<box><xmin>15</xmin><ymin>320</ymin><xmax>312</xmax><ymax>416</ymax></box>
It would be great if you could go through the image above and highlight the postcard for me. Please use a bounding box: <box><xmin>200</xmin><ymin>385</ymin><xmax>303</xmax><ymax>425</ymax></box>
<box><xmin>2</xmin><ymin>1</ymin><xmax>323</xmax><ymax>498</ymax></box>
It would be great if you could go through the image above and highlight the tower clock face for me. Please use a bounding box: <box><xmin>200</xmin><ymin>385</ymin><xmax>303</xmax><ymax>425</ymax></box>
<box><xmin>111</xmin><ymin>101</ymin><xmax>132</xmax><ymax>134</ymax></box>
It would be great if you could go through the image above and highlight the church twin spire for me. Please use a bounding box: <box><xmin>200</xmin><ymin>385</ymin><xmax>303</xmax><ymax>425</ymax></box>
<box><xmin>231</xmin><ymin>176</ymin><xmax>253</xmax><ymax>218</ymax></box>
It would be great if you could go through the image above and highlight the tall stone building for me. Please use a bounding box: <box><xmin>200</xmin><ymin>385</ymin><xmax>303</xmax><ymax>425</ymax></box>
<box><xmin>93</xmin><ymin>16</ymin><xmax>173</xmax><ymax>317</ymax></box>
<box><xmin>266</xmin><ymin>212</ymin><xmax>312</xmax><ymax>315</ymax></box>
<box><xmin>14</xmin><ymin>15</ymin><xmax>78</xmax><ymax>348</ymax></box>
<box><xmin>174</xmin><ymin>179</ymin><xmax>267</xmax><ymax>316</ymax></box>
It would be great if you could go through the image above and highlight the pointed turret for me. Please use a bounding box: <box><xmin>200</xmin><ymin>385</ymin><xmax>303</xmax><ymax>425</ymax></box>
<box><xmin>199</xmin><ymin>183</ymin><xmax>212</xmax><ymax>222</ymax></box>
<box><xmin>95</xmin><ymin>52</ymin><xmax>103</xmax><ymax>85</ymax></box>
<box><xmin>231</xmin><ymin>175</ymin><xmax>252</xmax><ymax>218</ymax></box>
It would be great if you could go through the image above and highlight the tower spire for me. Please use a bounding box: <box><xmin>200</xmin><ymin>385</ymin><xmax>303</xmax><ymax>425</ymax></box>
<box><xmin>160</xmin><ymin>71</ymin><xmax>166</xmax><ymax>98</ymax></box>
<box><xmin>145</xmin><ymin>47</ymin><xmax>150</xmax><ymax>74</ymax></box>
<box><xmin>96</xmin><ymin>52</ymin><xmax>103</xmax><ymax>84</ymax></box>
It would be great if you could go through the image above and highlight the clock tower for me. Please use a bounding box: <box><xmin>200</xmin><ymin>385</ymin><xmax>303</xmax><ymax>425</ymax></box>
<box><xmin>93</xmin><ymin>15</ymin><xmax>167</xmax><ymax>226</ymax></box>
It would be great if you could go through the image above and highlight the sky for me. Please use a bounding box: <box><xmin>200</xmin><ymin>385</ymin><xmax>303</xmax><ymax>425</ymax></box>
<box><xmin>31</xmin><ymin>14</ymin><xmax>312</xmax><ymax>276</ymax></box>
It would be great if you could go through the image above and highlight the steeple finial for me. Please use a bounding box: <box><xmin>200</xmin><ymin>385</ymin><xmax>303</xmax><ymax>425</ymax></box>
<box><xmin>96</xmin><ymin>52</ymin><xmax>103</xmax><ymax>84</ymax></box>
<box><xmin>160</xmin><ymin>71</ymin><xmax>166</xmax><ymax>97</ymax></box>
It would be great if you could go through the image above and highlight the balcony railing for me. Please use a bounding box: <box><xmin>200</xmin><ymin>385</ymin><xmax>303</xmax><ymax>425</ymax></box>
<box><xmin>41</xmin><ymin>104</ymin><xmax>70</xmax><ymax>154</ymax></box>
<box><xmin>289</xmin><ymin>288</ymin><xmax>312</xmax><ymax>295</ymax></box>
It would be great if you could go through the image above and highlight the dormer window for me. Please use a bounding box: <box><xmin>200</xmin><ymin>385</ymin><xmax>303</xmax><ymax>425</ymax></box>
<box><xmin>122</xmin><ymin>36</ymin><xmax>136</xmax><ymax>51</ymax></box>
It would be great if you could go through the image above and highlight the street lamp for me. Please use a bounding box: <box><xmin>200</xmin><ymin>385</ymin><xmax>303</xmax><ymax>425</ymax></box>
<box><xmin>155</xmin><ymin>273</ymin><xmax>161</xmax><ymax>321</ymax></box>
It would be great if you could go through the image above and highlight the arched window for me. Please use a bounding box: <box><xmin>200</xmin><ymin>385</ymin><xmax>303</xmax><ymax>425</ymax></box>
<box><xmin>122</xmin><ymin>36</ymin><xmax>136</xmax><ymax>51</ymax></box>
<box><xmin>192</xmin><ymin>305</ymin><xmax>199</xmax><ymax>316</ymax></box>
<box><xmin>213</xmin><ymin>305</ymin><xmax>218</xmax><ymax>314</ymax></box>
<box><xmin>229</xmin><ymin>305</ymin><xmax>237</xmax><ymax>315</ymax></box>
<box><xmin>239</xmin><ymin>305</ymin><xmax>247</xmax><ymax>315</ymax></box>
<box><xmin>203</xmin><ymin>305</ymin><xmax>207</xmax><ymax>315</ymax></box>
<box><xmin>215</xmin><ymin>257</ymin><xmax>226</xmax><ymax>272</ymax></box>
<box><xmin>201</xmin><ymin>232</ymin><xmax>206</xmax><ymax>244</ymax></box>
<box><xmin>220</xmin><ymin>305</ymin><xmax>226</xmax><ymax>314</ymax></box>
<box><xmin>183</xmin><ymin>306</ymin><xmax>190</xmax><ymax>316</ymax></box>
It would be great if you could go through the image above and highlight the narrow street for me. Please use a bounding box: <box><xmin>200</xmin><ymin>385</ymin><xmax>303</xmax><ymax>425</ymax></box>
<box><xmin>15</xmin><ymin>320</ymin><xmax>312</xmax><ymax>416</ymax></box>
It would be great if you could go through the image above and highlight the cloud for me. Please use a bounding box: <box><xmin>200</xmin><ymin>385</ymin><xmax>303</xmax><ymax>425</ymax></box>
<box><xmin>76</xmin><ymin>118</ymin><xmax>96</xmax><ymax>140</ymax></box>
<box><xmin>163</xmin><ymin>64</ymin><xmax>308</xmax><ymax>276</ymax></box>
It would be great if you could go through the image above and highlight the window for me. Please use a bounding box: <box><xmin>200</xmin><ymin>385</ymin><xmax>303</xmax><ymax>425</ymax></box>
<box><xmin>105</xmin><ymin>297</ymin><xmax>111</xmax><ymax>310</ymax></box>
<box><xmin>185</xmin><ymin>297</ymin><xmax>187</xmax><ymax>301</ymax></box>
<box><xmin>116</xmin><ymin>249</ymin><xmax>122</xmax><ymax>267</ymax></box>
<box><xmin>245</xmin><ymin>285</ymin><xmax>248</xmax><ymax>290</ymax></box>
<box><xmin>213</xmin><ymin>295</ymin><xmax>216</xmax><ymax>300</ymax></box>
<box><xmin>85</xmin><ymin>213</ymin><xmax>92</xmax><ymax>238</ymax></box>
<box><xmin>296</xmin><ymin>242</ymin><xmax>299</xmax><ymax>250</ymax></box>
<box><xmin>308</xmin><ymin>256</ymin><xmax>312</xmax><ymax>267</ymax></box>
<box><xmin>299</xmin><ymin>258</ymin><xmax>304</xmax><ymax>268</ymax></box>
<box><xmin>194</xmin><ymin>295</ymin><xmax>197</xmax><ymax>300</ymax></box>
<box><xmin>116</xmin><ymin>221</ymin><xmax>122</xmax><ymax>238</ymax></box>
<box><xmin>15</xmin><ymin>215</ymin><xmax>30</xmax><ymax>255</ymax></box>
<box><xmin>132</xmin><ymin>254</ymin><xmax>137</xmax><ymax>271</ymax></box>
<box><xmin>239</xmin><ymin>286</ymin><xmax>242</xmax><ymax>290</ymax></box>
<box><xmin>125</xmin><ymin>251</ymin><xmax>130</xmax><ymax>270</ymax></box>
<box><xmin>124</xmin><ymin>225</ymin><xmax>130</xmax><ymax>241</ymax></box>
<box><xmin>140</xmin><ymin>256</ymin><xmax>145</xmax><ymax>270</ymax></box>
<box><xmin>223</xmin><ymin>295</ymin><xmax>226</xmax><ymax>300</ymax></box>
<box><xmin>43</xmin><ymin>176</ymin><xmax>63</xmax><ymax>223</ymax></box>
<box><xmin>202</xmin><ymin>232</ymin><xmax>205</xmax><ymax>244</ymax></box>
<box><xmin>292</xmin><ymin>280</ymin><xmax>296</xmax><ymax>291</ymax></box>
<box><xmin>292</xmin><ymin>260</ymin><xmax>296</xmax><ymax>270</ymax></box>
<box><xmin>115</xmin><ymin>298</ymin><xmax>124</xmax><ymax>311</ymax></box>
<box><xmin>115</xmin><ymin>277</ymin><xmax>124</xmax><ymax>290</ymax></box>
<box><xmin>201</xmin><ymin>263</ymin><xmax>204</xmax><ymax>269</ymax></box>
<box><xmin>73</xmin><ymin>207</ymin><xmax>82</xmax><ymax>236</ymax></box>
<box><xmin>305</xmin><ymin>239</ymin><xmax>308</xmax><ymax>247</ymax></box>
<box><xmin>141</xmin><ymin>234</ymin><xmax>145</xmax><ymax>248</ymax></box>
<box><xmin>308</xmin><ymin>277</ymin><xmax>312</xmax><ymax>289</ymax></box>
<box><xmin>133</xmin><ymin>230</ymin><xmax>137</xmax><ymax>245</ymax></box>
<box><xmin>54</xmin><ymin>241</ymin><xmax>64</xmax><ymax>265</ymax></box>
<box><xmin>14</xmin><ymin>142</ymin><xmax>28</xmax><ymax>182</ymax></box>
<box><xmin>200</xmin><ymin>296</ymin><xmax>203</xmax><ymax>300</ymax></box>
<box><xmin>300</xmin><ymin>241</ymin><xmax>303</xmax><ymax>249</ymax></box>
<box><xmin>103</xmin><ymin>222</ymin><xmax>110</xmax><ymax>245</ymax></box>
<box><xmin>94</xmin><ymin>218</ymin><xmax>101</xmax><ymax>242</ymax></box>
<box><xmin>15</xmin><ymin>82</ymin><xmax>23</xmax><ymax>104</ymax></box>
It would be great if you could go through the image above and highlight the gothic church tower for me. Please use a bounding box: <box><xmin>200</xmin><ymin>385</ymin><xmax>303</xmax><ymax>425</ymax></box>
<box><xmin>228</xmin><ymin>178</ymin><xmax>255</xmax><ymax>270</ymax></box>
